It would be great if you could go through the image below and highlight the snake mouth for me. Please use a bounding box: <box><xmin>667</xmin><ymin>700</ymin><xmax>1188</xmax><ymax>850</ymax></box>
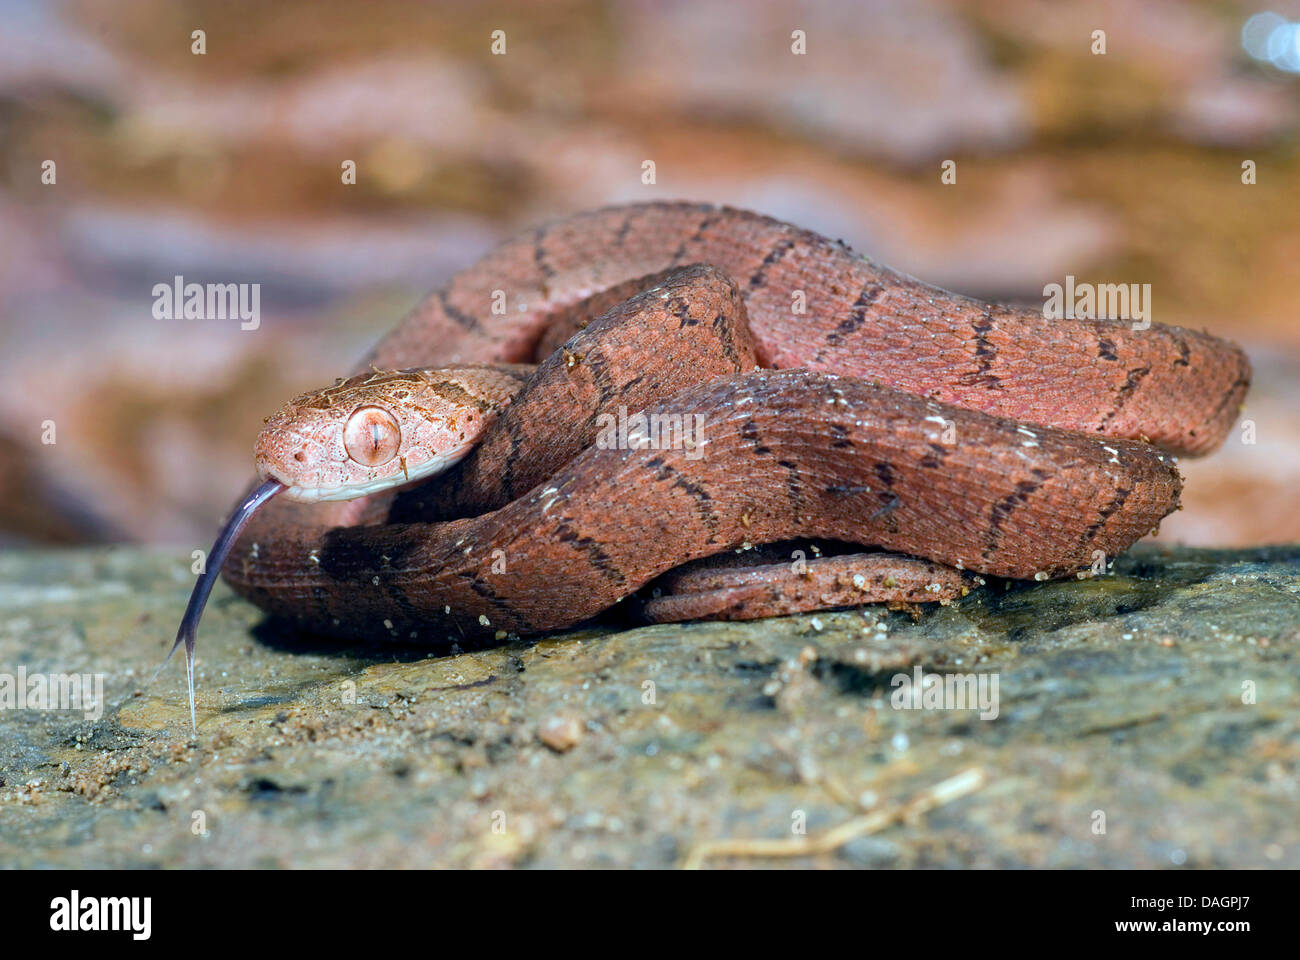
<box><xmin>258</xmin><ymin>441</ymin><xmax>479</xmax><ymax>504</ymax></box>
<box><xmin>277</xmin><ymin>475</ymin><xmax>422</xmax><ymax>503</ymax></box>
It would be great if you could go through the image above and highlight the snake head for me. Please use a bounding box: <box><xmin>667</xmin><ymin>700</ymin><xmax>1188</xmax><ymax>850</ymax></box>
<box><xmin>254</xmin><ymin>365</ymin><xmax>526</xmax><ymax>503</ymax></box>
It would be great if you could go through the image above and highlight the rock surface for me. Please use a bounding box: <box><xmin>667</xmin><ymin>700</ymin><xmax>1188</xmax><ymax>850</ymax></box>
<box><xmin>0</xmin><ymin>543</ymin><xmax>1296</xmax><ymax>868</ymax></box>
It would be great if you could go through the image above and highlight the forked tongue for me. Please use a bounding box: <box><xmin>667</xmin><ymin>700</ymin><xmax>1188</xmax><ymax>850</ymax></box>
<box><xmin>157</xmin><ymin>478</ymin><xmax>284</xmax><ymax>735</ymax></box>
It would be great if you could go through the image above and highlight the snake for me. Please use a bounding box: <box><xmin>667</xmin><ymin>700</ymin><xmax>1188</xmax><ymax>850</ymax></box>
<box><xmin>166</xmin><ymin>201</ymin><xmax>1250</xmax><ymax>730</ymax></box>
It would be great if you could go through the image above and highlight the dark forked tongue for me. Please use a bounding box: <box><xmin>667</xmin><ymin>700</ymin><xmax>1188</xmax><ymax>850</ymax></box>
<box><xmin>158</xmin><ymin>478</ymin><xmax>284</xmax><ymax>734</ymax></box>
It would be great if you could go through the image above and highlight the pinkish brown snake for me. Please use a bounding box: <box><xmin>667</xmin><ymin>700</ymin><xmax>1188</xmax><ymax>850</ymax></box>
<box><xmin>166</xmin><ymin>202</ymin><xmax>1251</xmax><ymax>731</ymax></box>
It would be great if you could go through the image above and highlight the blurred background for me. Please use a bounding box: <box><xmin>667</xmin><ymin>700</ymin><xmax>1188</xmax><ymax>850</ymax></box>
<box><xmin>0</xmin><ymin>0</ymin><xmax>1296</xmax><ymax>551</ymax></box>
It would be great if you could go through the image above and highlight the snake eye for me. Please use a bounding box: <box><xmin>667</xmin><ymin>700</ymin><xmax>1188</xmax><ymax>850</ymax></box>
<box><xmin>343</xmin><ymin>406</ymin><xmax>401</xmax><ymax>467</ymax></box>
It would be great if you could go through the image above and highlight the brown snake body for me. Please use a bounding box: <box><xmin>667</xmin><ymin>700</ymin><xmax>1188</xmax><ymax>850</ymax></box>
<box><xmin>190</xmin><ymin>202</ymin><xmax>1247</xmax><ymax>660</ymax></box>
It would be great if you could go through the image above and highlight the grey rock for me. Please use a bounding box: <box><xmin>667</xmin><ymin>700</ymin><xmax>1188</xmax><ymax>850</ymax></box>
<box><xmin>0</xmin><ymin>543</ymin><xmax>1295</xmax><ymax>868</ymax></box>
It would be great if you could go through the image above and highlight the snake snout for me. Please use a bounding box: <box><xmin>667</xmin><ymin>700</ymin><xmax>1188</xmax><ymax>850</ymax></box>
<box><xmin>251</xmin><ymin>408</ymin><xmax>341</xmax><ymax>501</ymax></box>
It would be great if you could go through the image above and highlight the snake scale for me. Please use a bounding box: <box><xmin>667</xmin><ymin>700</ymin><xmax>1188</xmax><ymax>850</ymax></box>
<box><xmin>168</xmin><ymin>201</ymin><xmax>1250</xmax><ymax>723</ymax></box>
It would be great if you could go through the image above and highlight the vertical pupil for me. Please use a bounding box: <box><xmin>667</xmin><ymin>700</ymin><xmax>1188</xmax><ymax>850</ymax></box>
<box><xmin>345</xmin><ymin>407</ymin><xmax>398</xmax><ymax>466</ymax></box>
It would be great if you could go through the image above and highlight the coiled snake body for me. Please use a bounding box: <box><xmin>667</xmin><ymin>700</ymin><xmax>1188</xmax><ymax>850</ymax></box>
<box><xmin>169</xmin><ymin>202</ymin><xmax>1250</xmax><ymax>725</ymax></box>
